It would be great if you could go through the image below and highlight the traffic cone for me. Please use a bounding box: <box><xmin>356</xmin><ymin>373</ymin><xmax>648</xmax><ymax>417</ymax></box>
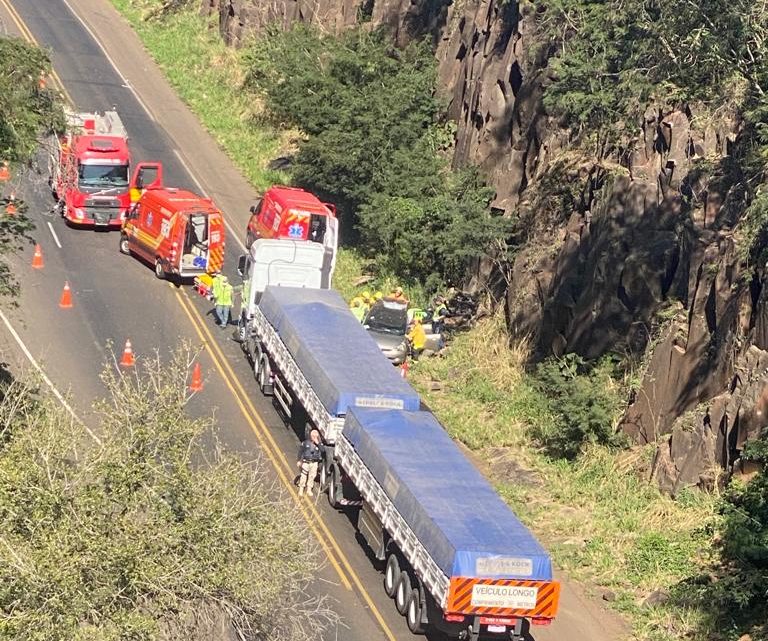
<box><xmin>59</xmin><ymin>281</ymin><xmax>73</xmax><ymax>309</ymax></box>
<box><xmin>400</xmin><ymin>359</ymin><xmax>409</xmax><ymax>379</ymax></box>
<box><xmin>0</xmin><ymin>162</ymin><xmax>9</xmax><ymax>182</ymax></box>
<box><xmin>120</xmin><ymin>339</ymin><xmax>135</xmax><ymax>367</ymax></box>
<box><xmin>31</xmin><ymin>244</ymin><xmax>44</xmax><ymax>269</ymax></box>
<box><xmin>189</xmin><ymin>362</ymin><xmax>203</xmax><ymax>392</ymax></box>
<box><xmin>5</xmin><ymin>193</ymin><xmax>17</xmax><ymax>216</ymax></box>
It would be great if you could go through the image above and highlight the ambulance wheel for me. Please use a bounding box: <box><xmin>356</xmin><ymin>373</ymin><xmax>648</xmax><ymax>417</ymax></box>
<box><xmin>384</xmin><ymin>553</ymin><xmax>400</xmax><ymax>598</ymax></box>
<box><xmin>406</xmin><ymin>588</ymin><xmax>426</xmax><ymax>634</ymax></box>
<box><xmin>154</xmin><ymin>259</ymin><xmax>166</xmax><ymax>280</ymax></box>
<box><xmin>119</xmin><ymin>234</ymin><xmax>130</xmax><ymax>255</ymax></box>
<box><xmin>395</xmin><ymin>571</ymin><xmax>413</xmax><ymax>615</ymax></box>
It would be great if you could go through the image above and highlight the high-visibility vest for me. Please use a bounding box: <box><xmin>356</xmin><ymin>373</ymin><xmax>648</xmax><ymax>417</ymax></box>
<box><xmin>218</xmin><ymin>283</ymin><xmax>234</xmax><ymax>307</ymax></box>
<box><xmin>351</xmin><ymin>306</ymin><xmax>366</xmax><ymax>322</ymax></box>
<box><xmin>408</xmin><ymin>324</ymin><xmax>426</xmax><ymax>350</ymax></box>
<box><xmin>212</xmin><ymin>274</ymin><xmax>224</xmax><ymax>301</ymax></box>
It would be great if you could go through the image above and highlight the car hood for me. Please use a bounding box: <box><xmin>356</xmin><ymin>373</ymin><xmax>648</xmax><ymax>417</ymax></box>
<box><xmin>368</xmin><ymin>330</ymin><xmax>406</xmax><ymax>350</ymax></box>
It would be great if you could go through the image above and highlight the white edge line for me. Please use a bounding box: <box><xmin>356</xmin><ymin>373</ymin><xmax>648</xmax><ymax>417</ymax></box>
<box><xmin>47</xmin><ymin>221</ymin><xmax>62</xmax><ymax>249</ymax></box>
<box><xmin>0</xmin><ymin>309</ymin><xmax>102</xmax><ymax>444</ymax></box>
<box><xmin>59</xmin><ymin>0</ymin><xmax>157</xmax><ymax>123</ymax></box>
<box><xmin>172</xmin><ymin>149</ymin><xmax>247</xmax><ymax>253</ymax></box>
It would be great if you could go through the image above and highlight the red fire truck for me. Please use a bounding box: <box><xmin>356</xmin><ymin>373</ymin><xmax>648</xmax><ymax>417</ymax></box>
<box><xmin>51</xmin><ymin>109</ymin><xmax>132</xmax><ymax>228</ymax></box>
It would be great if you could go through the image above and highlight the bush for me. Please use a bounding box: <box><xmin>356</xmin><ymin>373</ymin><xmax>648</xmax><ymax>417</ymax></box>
<box><xmin>245</xmin><ymin>26</ymin><xmax>505</xmax><ymax>290</ymax></box>
<box><xmin>0</xmin><ymin>349</ymin><xmax>333</xmax><ymax>640</ymax></box>
<box><xmin>531</xmin><ymin>353</ymin><xmax>625</xmax><ymax>458</ymax></box>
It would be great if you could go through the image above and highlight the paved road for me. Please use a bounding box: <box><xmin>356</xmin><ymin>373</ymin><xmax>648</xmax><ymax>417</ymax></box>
<box><xmin>0</xmin><ymin>2</ymin><xmax>628</xmax><ymax>641</ymax></box>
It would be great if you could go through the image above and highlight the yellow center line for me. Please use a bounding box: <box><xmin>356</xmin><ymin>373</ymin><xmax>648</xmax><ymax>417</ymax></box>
<box><xmin>174</xmin><ymin>288</ymin><xmax>398</xmax><ymax>641</ymax></box>
<box><xmin>0</xmin><ymin>0</ymin><xmax>74</xmax><ymax>106</ymax></box>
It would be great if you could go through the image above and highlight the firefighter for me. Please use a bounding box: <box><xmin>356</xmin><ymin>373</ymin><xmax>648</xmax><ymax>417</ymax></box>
<box><xmin>432</xmin><ymin>295</ymin><xmax>449</xmax><ymax>335</ymax></box>
<box><xmin>215</xmin><ymin>276</ymin><xmax>234</xmax><ymax>328</ymax></box>
<box><xmin>296</xmin><ymin>429</ymin><xmax>323</xmax><ymax>496</ymax></box>
<box><xmin>350</xmin><ymin>297</ymin><xmax>366</xmax><ymax>323</ymax></box>
<box><xmin>391</xmin><ymin>286</ymin><xmax>408</xmax><ymax>304</ymax></box>
<box><xmin>407</xmin><ymin>317</ymin><xmax>426</xmax><ymax>360</ymax></box>
<box><xmin>361</xmin><ymin>290</ymin><xmax>373</xmax><ymax>311</ymax></box>
<box><xmin>374</xmin><ymin>291</ymin><xmax>384</xmax><ymax>301</ymax></box>
<box><xmin>0</xmin><ymin>161</ymin><xmax>9</xmax><ymax>182</ymax></box>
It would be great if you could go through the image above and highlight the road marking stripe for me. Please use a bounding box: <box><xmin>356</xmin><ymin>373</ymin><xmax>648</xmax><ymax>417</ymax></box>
<box><xmin>58</xmin><ymin>0</ymin><xmax>156</xmax><ymax>122</ymax></box>
<box><xmin>172</xmin><ymin>149</ymin><xmax>247</xmax><ymax>253</ymax></box>
<box><xmin>47</xmin><ymin>221</ymin><xmax>62</xmax><ymax>248</ymax></box>
<box><xmin>0</xmin><ymin>0</ymin><xmax>74</xmax><ymax>106</ymax></box>
<box><xmin>174</xmin><ymin>288</ymin><xmax>398</xmax><ymax>641</ymax></box>
<box><xmin>0</xmin><ymin>308</ymin><xmax>101</xmax><ymax>444</ymax></box>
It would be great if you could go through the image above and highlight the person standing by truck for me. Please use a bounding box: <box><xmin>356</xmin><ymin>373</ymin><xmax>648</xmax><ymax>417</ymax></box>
<box><xmin>296</xmin><ymin>429</ymin><xmax>323</xmax><ymax>496</ymax></box>
<box><xmin>215</xmin><ymin>276</ymin><xmax>234</xmax><ymax>328</ymax></box>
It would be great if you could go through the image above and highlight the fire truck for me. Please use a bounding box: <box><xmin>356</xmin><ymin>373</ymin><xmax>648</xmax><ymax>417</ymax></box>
<box><xmin>51</xmin><ymin>109</ymin><xmax>132</xmax><ymax>228</ymax></box>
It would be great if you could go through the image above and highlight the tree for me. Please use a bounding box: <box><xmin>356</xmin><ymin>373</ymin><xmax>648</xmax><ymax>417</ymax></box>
<box><xmin>0</xmin><ymin>348</ymin><xmax>334</xmax><ymax>641</ymax></box>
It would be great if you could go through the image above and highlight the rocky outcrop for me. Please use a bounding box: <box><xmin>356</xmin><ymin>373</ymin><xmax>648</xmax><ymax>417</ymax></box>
<box><xmin>199</xmin><ymin>0</ymin><xmax>768</xmax><ymax>492</ymax></box>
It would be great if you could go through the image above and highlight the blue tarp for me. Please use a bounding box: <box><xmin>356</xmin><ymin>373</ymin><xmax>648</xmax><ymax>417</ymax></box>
<box><xmin>259</xmin><ymin>287</ymin><xmax>421</xmax><ymax>416</ymax></box>
<box><xmin>343</xmin><ymin>408</ymin><xmax>553</xmax><ymax>581</ymax></box>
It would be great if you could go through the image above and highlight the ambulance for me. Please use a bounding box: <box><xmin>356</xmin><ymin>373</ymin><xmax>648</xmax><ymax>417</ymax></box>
<box><xmin>120</xmin><ymin>169</ymin><xmax>225</xmax><ymax>280</ymax></box>
<box><xmin>246</xmin><ymin>186</ymin><xmax>338</xmax><ymax>251</ymax></box>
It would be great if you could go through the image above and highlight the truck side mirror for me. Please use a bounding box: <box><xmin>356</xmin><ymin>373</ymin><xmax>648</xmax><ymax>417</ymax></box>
<box><xmin>249</xmin><ymin>205</ymin><xmax>257</xmax><ymax>214</ymax></box>
<box><xmin>237</xmin><ymin>254</ymin><xmax>247</xmax><ymax>277</ymax></box>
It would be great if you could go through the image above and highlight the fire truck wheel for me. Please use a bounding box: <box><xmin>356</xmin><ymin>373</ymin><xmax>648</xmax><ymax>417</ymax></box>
<box><xmin>395</xmin><ymin>570</ymin><xmax>413</xmax><ymax>615</ymax></box>
<box><xmin>119</xmin><ymin>235</ymin><xmax>130</xmax><ymax>255</ymax></box>
<box><xmin>383</xmin><ymin>553</ymin><xmax>400</xmax><ymax>598</ymax></box>
<box><xmin>406</xmin><ymin>588</ymin><xmax>426</xmax><ymax>634</ymax></box>
<box><xmin>154</xmin><ymin>259</ymin><xmax>166</xmax><ymax>280</ymax></box>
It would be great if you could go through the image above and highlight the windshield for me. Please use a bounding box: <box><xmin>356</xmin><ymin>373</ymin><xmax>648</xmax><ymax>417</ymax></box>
<box><xmin>365</xmin><ymin>302</ymin><xmax>408</xmax><ymax>336</ymax></box>
<box><xmin>78</xmin><ymin>163</ymin><xmax>129</xmax><ymax>188</ymax></box>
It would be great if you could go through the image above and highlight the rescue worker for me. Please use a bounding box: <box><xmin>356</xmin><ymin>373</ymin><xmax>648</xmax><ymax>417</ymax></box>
<box><xmin>361</xmin><ymin>290</ymin><xmax>373</xmax><ymax>310</ymax></box>
<box><xmin>296</xmin><ymin>428</ymin><xmax>323</xmax><ymax>496</ymax></box>
<box><xmin>374</xmin><ymin>291</ymin><xmax>384</xmax><ymax>301</ymax></box>
<box><xmin>0</xmin><ymin>161</ymin><xmax>9</xmax><ymax>182</ymax></box>
<box><xmin>350</xmin><ymin>297</ymin><xmax>366</xmax><ymax>323</ymax></box>
<box><xmin>432</xmin><ymin>295</ymin><xmax>448</xmax><ymax>335</ymax></box>
<box><xmin>215</xmin><ymin>275</ymin><xmax>234</xmax><ymax>328</ymax></box>
<box><xmin>391</xmin><ymin>286</ymin><xmax>408</xmax><ymax>304</ymax></box>
<box><xmin>407</xmin><ymin>317</ymin><xmax>426</xmax><ymax>361</ymax></box>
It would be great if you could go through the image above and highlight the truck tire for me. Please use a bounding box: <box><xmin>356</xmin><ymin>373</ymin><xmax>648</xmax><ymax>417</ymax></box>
<box><xmin>406</xmin><ymin>588</ymin><xmax>426</xmax><ymax>634</ymax></box>
<box><xmin>154</xmin><ymin>258</ymin><xmax>166</xmax><ymax>280</ymax></box>
<box><xmin>119</xmin><ymin>234</ymin><xmax>130</xmax><ymax>255</ymax></box>
<box><xmin>327</xmin><ymin>464</ymin><xmax>342</xmax><ymax>509</ymax></box>
<box><xmin>395</xmin><ymin>570</ymin><xmax>412</xmax><ymax>615</ymax></box>
<box><xmin>384</xmin><ymin>553</ymin><xmax>400</xmax><ymax>598</ymax></box>
<box><xmin>245</xmin><ymin>229</ymin><xmax>255</xmax><ymax>249</ymax></box>
<box><xmin>256</xmin><ymin>358</ymin><xmax>273</xmax><ymax>395</ymax></box>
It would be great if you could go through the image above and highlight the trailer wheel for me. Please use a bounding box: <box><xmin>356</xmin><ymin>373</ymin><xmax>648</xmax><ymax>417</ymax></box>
<box><xmin>154</xmin><ymin>258</ymin><xmax>166</xmax><ymax>280</ymax></box>
<box><xmin>327</xmin><ymin>464</ymin><xmax>342</xmax><ymax>509</ymax></box>
<box><xmin>395</xmin><ymin>570</ymin><xmax>412</xmax><ymax>615</ymax></box>
<box><xmin>256</xmin><ymin>358</ymin><xmax>273</xmax><ymax>395</ymax></box>
<box><xmin>119</xmin><ymin>234</ymin><xmax>130</xmax><ymax>255</ymax></box>
<box><xmin>406</xmin><ymin>588</ymin><xmax>426</xmax><ymax>634</ymax></box>
<box><xmin>383</xmin><ymin>553</ymin><xmax>400</xmax><ymax>598</ymax></box>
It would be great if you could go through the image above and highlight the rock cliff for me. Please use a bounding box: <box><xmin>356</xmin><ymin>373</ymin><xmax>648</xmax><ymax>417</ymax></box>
<box><xmin>200</xmin><ymin>0</ymin><xmax>767</xmax><ymax>493</ymax></box>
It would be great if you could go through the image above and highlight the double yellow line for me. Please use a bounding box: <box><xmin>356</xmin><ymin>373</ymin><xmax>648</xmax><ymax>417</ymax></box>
<box><xmin>1</xmin><ymin>1</ymin><xmax>398</xmax><ymax>637</ymax></box>
<box><xmin>0</xmin><ymin>0</ymin><xmax>74</xmax><ymax>106</ymax></box>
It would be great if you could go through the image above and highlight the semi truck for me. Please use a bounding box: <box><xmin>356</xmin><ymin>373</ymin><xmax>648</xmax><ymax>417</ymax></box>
<box><xmin>236</xmin><ymin>263</ymin><xmax>561</xmax><ymax>639</ymax></box>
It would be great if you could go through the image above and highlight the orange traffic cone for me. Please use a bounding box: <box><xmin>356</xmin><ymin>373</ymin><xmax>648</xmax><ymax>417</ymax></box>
<box><xmin>400</xmin><ymin>359</ymin><xmax>409</xmax><ymax>379</ymax></box>
<box><xmin>120</xmin><ymin>339</ymin><xmax>135</xmax><ymax>367</ymax></box>
<box><xmin>5</xmin><ymin>193</ymin><xmax>17</xmax><ymax>216</ymax></box>
<box><xmin>31</xmin><ymin>244</ymin><xmax>44</xmax><ymax>269</ymax></box>
<box><xmin>0</xmin><ymin>162</ymin><xmax>9</xmax><ymax>182</ymax></box>
<box><xmin>59</xmin><ymin>281</ymin><xmax>73</xmax><ymax>309</ymax></box>
<box><xmin>189</xmin><ymin>362</ymin><xmax>203</xmax><ymax>392</ymax></box>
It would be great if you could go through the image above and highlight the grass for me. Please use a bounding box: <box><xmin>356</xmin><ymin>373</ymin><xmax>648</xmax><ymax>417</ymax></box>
<box><xmin>110</xmin><ymin>0</ymin><xmax>286</xmax><ymax>191</ymax></box>
<box><xmin>106</xmin><ymin>4</ymin><xmax>722</xmax><ymax>639</ymax></box>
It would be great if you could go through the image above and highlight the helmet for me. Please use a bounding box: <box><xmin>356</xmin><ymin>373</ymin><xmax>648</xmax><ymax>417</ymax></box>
<box><xmin>394</xmin><ymin>286</ymin><xmax>403</xmax><ymax>295</ymax></box>
<box><xmin>220</xmin><ymin>275</ymin><xmax>228</xmax><ymax>283</ymax></box>
<box><xmin>374</xmin><ymin>291</ymin><xmax>383</xmax><ymax>300</ymax></box>
<box><xmin>362</xmin><ymin>290</ymin><xmax>372</xmax><ymax>301</ymax></box>
<box><xmin>351</xmin><ymin>297</ymin><xmax>362</xmax><ymax>307</ymax></box>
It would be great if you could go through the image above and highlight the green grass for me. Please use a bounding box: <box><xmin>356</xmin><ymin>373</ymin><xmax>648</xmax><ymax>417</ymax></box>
<box><xmin>110</xmin><ymin>0</ymin><xmax>286</xmax><ymax>190</ymax></box>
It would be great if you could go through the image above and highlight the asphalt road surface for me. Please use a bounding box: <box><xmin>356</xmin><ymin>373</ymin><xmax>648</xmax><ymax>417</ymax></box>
<box><xmin>0</xmin><ymin>1</ymin><xmax>628</xmax><ymax>640</ymax></box>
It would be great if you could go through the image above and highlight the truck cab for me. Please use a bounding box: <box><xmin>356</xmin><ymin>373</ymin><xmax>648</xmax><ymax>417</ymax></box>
<box><xmin>52</xmin><ymin>109</ymin><xmax>132</xmax><ymax>228</ymax></box>
<box><xmin>120</xmin><ymin>177</ymin><xmax>225</xmax><ymax>280</ymax></box>
<box><xmin>246</xmin><ymin>186</ymin><xmax>338</xmax><ymax>272</ymax></box>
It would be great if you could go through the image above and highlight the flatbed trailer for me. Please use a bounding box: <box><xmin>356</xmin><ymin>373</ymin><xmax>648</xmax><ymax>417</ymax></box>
<box><xmin>242</xmin><ymin>284</ymin><xmax>560</xmax><ymax>639</ymax></box>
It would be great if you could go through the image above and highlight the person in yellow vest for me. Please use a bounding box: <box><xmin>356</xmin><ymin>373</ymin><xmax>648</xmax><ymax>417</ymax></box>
<box><xmin>373</xmin><ymin>291</ymin><xmax>384</xmax><ymax>301</ymax></box>
<box><xmin>350</xmin><ymin>297</ymin><xmax>366</xmax><ymax>323</ymax></box>
<box><xmin>215</xmin><ymin>275</ymin><xmax>234</xmax><ymax>328</ymax></box>
<box><xmin>407</xmin><ymin>318</ymin><xmax>426</xmax><ymax>360</ymax></box>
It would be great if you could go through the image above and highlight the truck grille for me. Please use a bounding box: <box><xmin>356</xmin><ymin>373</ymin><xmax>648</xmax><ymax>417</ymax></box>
<box><xmin>85</xmin><ymin>197</ymin><xmax>121</xmax><ymax>208</ymax></box>
<box><xmin>85</xmin><ymin>207</ymin><xmax>120</xmax><ymax>225</ymax></box>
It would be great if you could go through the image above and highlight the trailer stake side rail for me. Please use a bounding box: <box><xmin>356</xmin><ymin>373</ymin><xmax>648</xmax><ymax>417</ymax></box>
<box><xmin>250</xmin><ymin>305</ymin><xmax>345</xmax><ymax>443</ymax></box>
<box><xmin>336</xmin><ymin>435</ymin><xmax>451</xmax><ymax>609</ymax></box>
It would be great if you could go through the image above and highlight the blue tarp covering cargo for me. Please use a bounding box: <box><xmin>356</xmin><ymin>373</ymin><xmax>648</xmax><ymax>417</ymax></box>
<box><xmin>344</xmin><ymin>408</ymin><xmax>553</xmax><ymax>581</ymax></box>
<box><xmin>259</xmin><ymin>287</ymin><xmax>421</xmax><ymax>416</ymax></box>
